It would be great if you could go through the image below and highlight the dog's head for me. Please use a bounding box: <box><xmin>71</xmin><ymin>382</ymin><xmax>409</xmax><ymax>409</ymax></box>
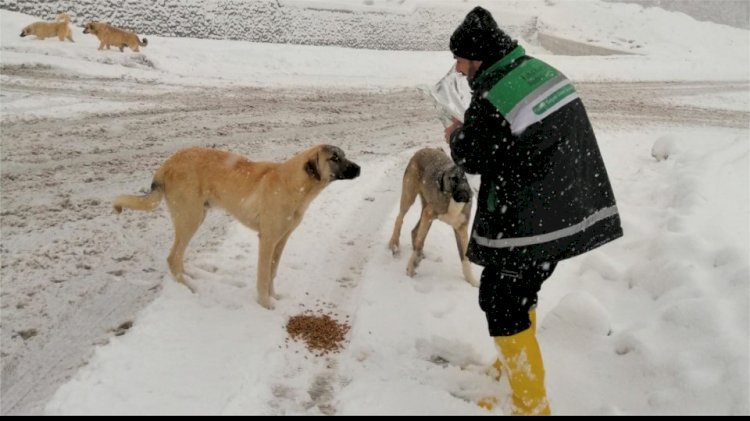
<box><xmin>305</xmin><ymin>145</ymin><xmax>360</xmax><ymax>182</ymax></box>
<box><xmin>440</xmin><ymin>165</ymin><xmax>472</xmax><ymax>203</ymax></box>
<box><xmin>20</xmin><ymin>25</ymin><xmax>31</xmax><ymax>37</ymax></box>
<box><xmin>83</xmin><ymin>22</ymin><xmax>100</xmax><ymax>34</ymax></box>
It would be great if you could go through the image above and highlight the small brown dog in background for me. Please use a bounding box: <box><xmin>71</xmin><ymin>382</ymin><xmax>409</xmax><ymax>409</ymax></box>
<box><xmin>389</xmin><ymin>148</ymin><xmax>478</xmax><ymax>287</ymax></box>
<box><xmin>113</xmin><ymin>145</ymin><xmax>361</xmax><ymax>309</ymax></box>
<box><xmin>20</xmin><ymin>13</ymin><xmax>74</xmax><ymax>42</ymax></box>
<box><xmin>83</xmin><ymin>21</ymin><xmax>148</xmax><ymax>52</ymax></box>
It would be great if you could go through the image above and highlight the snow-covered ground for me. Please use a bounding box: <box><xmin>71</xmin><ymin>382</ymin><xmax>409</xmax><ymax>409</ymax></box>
<box><xmin>1</xmin><ymin>0</ymin><xmax>748</xmax><ymax>415</ymax></box>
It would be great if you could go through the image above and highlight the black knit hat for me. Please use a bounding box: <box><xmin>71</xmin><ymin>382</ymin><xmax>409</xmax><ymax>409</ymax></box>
<box><xmin>450</xmin><ymin>7</ymin><xmax>517</xmax><ymax>61</ymax></box>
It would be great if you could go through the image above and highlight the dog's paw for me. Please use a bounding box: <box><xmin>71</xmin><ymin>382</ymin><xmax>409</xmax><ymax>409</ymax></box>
<box><xmin>258</xmin><ymin>297</ymin><xmax>275</xmax><ymax>310</ymax></box>
<box><xmin>388</xmin><ymin>242</ymin><xmax>400</xmax><ymax>256</ymax></box>
<box><xmin>407</xmin><ymin>253</ymin><xmax>423</xmax><ymax>277</ymax></box>
<box><xmin>179</xmin><ymin>279</ymin><xmax>197</xmax><ymax>294</ymax></box>
<box><xmin>463</xmin><ymin>271</ymin><xmax>479</xmax><ymax>287</ymax></box>
<box><xmin>406</xmin><ymin>265</ymin><xmax>417</xmax><ymax>278</ymax></box>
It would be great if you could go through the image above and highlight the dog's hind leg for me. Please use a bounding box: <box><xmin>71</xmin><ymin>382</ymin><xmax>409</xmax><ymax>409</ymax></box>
<box><xmin>407</xmin><ymin>207</ymin><xmax>433</xmax><ymax>277</ymax></box>
<box><xmin>388</xmin><ymin>173</ymin><xmax>419</xmax><ymax>255</ymax></box>
<box><xmin>454</xmin><ymin>224</ymin><xmax>478</xmax><ymax>287</ymax></box>
<box><xmin>165</xmin><ymin>201</ymin><xmax>206</xmax><ymax>292</ymax></box>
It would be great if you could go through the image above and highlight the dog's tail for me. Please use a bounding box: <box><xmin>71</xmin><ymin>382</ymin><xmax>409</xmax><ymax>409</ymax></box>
<box><xmin>56</xmin><ymin>13</ymin><xmax>70</xmax><ymax>23</ymax></box>
<box><xmin>113</xmin><ymin>182</ymin><xmax>163</xmax><ymax>213</ymax></box>
<box><xmin>138</xmin><ymin>37</ymin><xmax>148</xmax><ymax>47</ymax></box>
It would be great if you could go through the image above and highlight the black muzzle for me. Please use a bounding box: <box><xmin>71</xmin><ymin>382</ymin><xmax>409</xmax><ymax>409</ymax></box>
<box><xmin>452</xmin><ymin>185</ymin><xmax>472</xmax><ymax>203</ymax></box>
<box><xmin>338</xmin><ymin>162</ymin><xmax>361</xmax><ymax>180</ymax></box>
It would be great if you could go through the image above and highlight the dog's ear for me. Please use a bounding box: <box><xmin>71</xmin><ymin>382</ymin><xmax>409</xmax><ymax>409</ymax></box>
<box><xmin>305</xmin><ymin>155</ymin><xmax>321</xmax><ymax>181</ymax></box>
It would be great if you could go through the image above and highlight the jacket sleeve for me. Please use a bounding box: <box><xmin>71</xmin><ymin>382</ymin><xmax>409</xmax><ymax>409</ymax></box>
<box><xmin>449</xmin><ymin>96</ymin><xmax>511</xmax><ymax>175</ymax></box>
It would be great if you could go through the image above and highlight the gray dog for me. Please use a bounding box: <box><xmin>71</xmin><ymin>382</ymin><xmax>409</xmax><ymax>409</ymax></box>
<box><xmin>388</xmin><ymin>148</ymin><xmax>478</xmax><ymax>286</ymax></box>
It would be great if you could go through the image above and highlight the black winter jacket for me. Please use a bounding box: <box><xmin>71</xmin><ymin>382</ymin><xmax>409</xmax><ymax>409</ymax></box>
<box><xmin>450</xmin><ymin>47</ymin><xmax>623</xmax><ymax>267</ymax></box>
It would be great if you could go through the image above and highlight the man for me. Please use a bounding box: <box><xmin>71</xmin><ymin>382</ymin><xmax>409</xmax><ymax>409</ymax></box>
<box><xmin>444</xmin><ymin>6</ymin><xmax>623</xmax><ymax>415</ymax></box>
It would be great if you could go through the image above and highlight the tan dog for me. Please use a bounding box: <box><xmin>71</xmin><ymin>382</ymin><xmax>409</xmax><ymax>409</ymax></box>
<box><xmin>388</xmin><ymin>148</ymin><xmax>478</xmax><ymax>287</ymax></box>
<box><xmin>20</xmin><ymin>13</ymin><xmax>74</xmax><ymax>42</ymax></box>
<box><xmin>83</xmin><ymin>21</ymin><xmax>148</xmax><ymax>52</ymax></box>
<box><xmin>113</xmin><ymin>145</ymin><xmax>360</xmax><ymax>309</ymax></box>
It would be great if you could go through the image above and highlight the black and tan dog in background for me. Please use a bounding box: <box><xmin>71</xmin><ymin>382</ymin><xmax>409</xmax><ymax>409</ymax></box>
<box><xmin>20</xmin><ymin>12</ymin><xmax>74</xmax><ymax>42</ymax></box>
<box><xmin>113</xmin><ymin>145</ymin><xmax>360</xmax><ymax>309</ymax></box>
<box><xmin>388</xmin><ymin>147</ymin><xmax>478</xmax><ymax>287</ymax></box>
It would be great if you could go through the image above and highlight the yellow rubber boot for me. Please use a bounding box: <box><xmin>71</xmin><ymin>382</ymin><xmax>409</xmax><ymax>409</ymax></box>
<box><xmin>488</xmin><ymin>310</ymin><xmax>537</xmax><ymax>380</ymax></box>
<box><xmin>494</xmin><ymin>324</ymin><xmax>551</xmax><ymax>415</ymax></box>
<box><xmin>478</xmin><ymin>311</ymin><xmax>539</xmax><ymax>411</ymax></box>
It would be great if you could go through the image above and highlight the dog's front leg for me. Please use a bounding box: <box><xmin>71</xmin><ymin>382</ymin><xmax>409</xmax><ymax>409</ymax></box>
<box><xmin>256</xmin><ymin>233</ymin><xmax>277</xmax><ymax>309</ymax></box>
<box><xmin>388</xmin><ymin>211</ymin><xmax>406</xmax><ymax>256</ymax></box>
<box><xmin>407</xmin><ymin>209</ymin><xmax>433</xmax><ymax>277</ymax></box>
<box><xmin>269</xmin><ymin>230</ymin><xmax>293</xmax><ymax>300</ymax></box>
<box><xmin>454</xmin><ymin>224</ymin><xmax>478</xmax><ymax>287</ymax></box>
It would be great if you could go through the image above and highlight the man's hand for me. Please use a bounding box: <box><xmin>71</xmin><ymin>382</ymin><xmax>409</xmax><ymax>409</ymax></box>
<box><xmin>444</xmin><ymin>117</ymin><xmax>462</xmax><ymax>144</ymax></box>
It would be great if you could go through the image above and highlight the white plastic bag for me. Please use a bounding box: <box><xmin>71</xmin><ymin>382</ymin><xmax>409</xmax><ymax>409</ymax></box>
<box><xmin>429</xmin><ymin>64</ymin><xmax>472</xmax><ymax>127</ymax></box>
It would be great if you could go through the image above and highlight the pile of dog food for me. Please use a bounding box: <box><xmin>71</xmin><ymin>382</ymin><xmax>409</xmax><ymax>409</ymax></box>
<box><xmin>286</xmin><ymin>310</ymin><xmax>350</xmax><ymax>356</ymax></box>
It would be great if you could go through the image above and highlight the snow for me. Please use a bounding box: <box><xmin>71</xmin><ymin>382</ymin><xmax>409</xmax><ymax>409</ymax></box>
<box><xmin>1</xmin><ymin>0</ymin><xmax>748</xmax><ymax>416</ymax></box>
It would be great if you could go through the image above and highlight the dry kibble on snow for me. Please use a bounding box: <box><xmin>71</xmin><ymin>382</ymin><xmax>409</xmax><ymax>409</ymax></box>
<box><xmin>286</xmin><ymin>311</ymin><xmax>350</xmax><ymax>354</ymax></box>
